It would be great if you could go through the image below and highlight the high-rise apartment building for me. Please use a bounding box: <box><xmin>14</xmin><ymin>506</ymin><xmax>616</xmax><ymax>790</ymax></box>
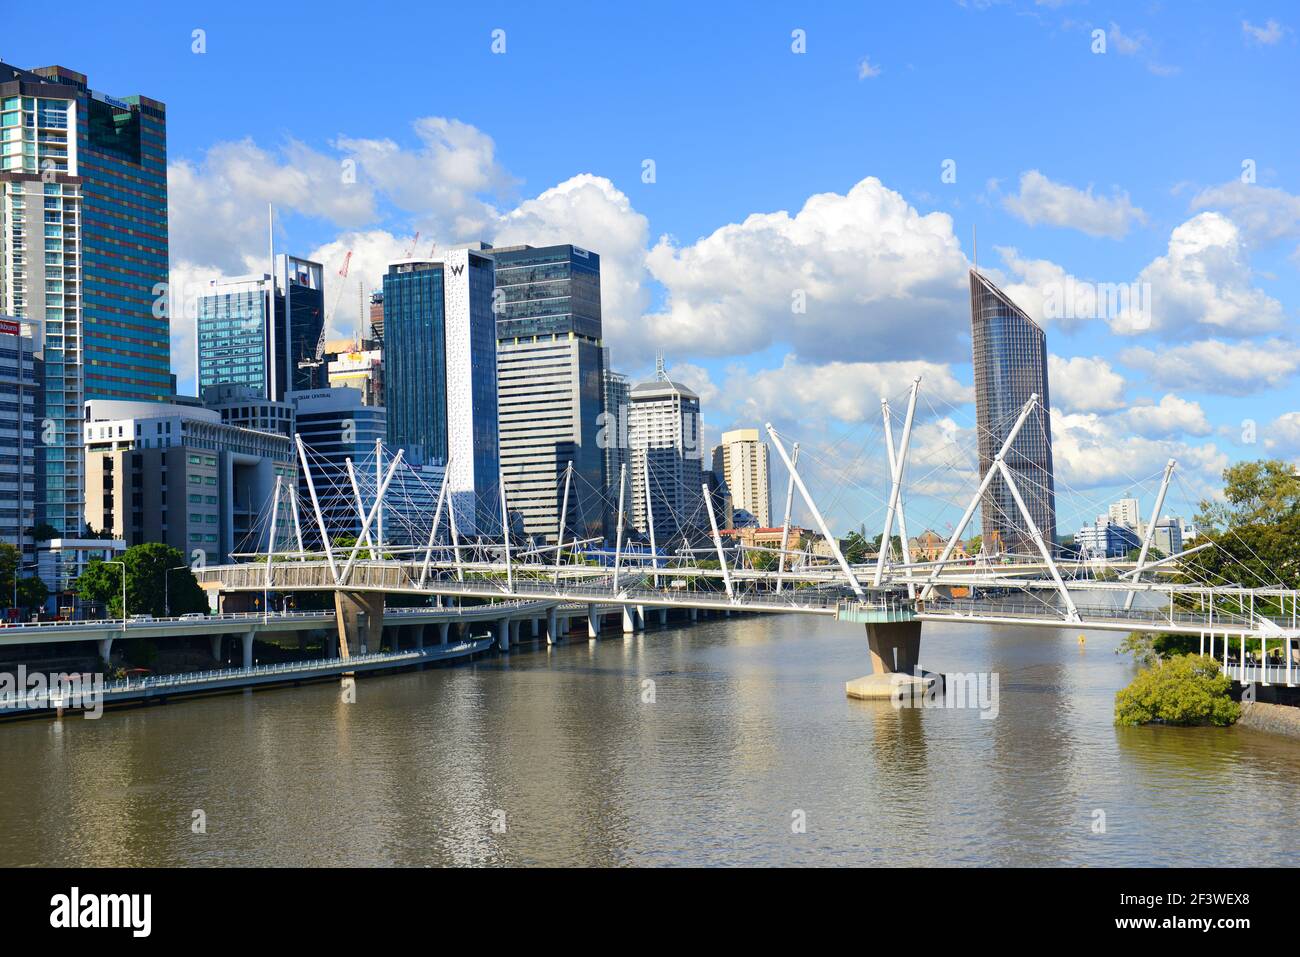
<box><xmin>196</xmin><ymin>255</ymin><xmax>325</xmax><ymax>402</ymax></box>
<box><xmin>627</xmin><ymin>375</ymin><xmax>704</xmax><ymax>547</ymax></box>
<box><xmin>0</xmin><ymin>317</ymin><xmax>37</xmax><ymax>562</ymax></box>
<box><xmin>493</xmin><ymin>244</ymin><xmax>605</xmax><ymax>544</ymax></box>
<box><xmin>1</xmin><ymin>62</ymin><xmax>171</xmax><ymax>537</ymax></box>
<box><xmin>970</xmin><ymin>270</ymin><xmax>1057</xmax><ymax>556</ymax></box>
<box><xmin>600</xmin><ymin>348</ymin><xmax>629</xmax><ymax>535</ymax></box>
<box><xmin>382</xmin><ymin>246</ymin><xmax>498</xmax><ymax>535</ymax></box>
<box><xmin>711</xmin><ymin>428</ymin><xmax>771</xmax><ymax>528</ymax></box>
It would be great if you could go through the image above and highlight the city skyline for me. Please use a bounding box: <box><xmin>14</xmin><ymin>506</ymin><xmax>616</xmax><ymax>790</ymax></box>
<box><xmin>2</xmin><ymin>2</ymin><xmax>1297</xmax><ymax>541</ymax></box>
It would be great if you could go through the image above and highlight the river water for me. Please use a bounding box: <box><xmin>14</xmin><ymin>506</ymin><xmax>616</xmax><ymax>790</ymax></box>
<box><xmin>2</xmin><ymin>613</ymin><xmax>1298</xmax><ymax>867</ymax></box>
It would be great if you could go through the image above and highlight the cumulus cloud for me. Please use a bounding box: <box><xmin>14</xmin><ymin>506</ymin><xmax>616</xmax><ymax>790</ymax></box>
<box><xmin>643</xmin><ymin>177</ymin><xmax>971</xmax><ymax>365</ymax></box>
<box><xmin>1048</xmin><ymin>354</ymin><xmax>1127</xmax><ymax>412</ymax></box>
<box><xmin>720</xmin><ymin>355</ymin><xmax>973</xmax><ymax>432</ymax></box>
<box><xmin>1122</xmin><ymin>394</ymin><xmax>1212</xmax><ymax>438</ymax></box>
<box><xmin>1002</xmin><ymin>170</ymin><xmax>1147</xmax><ymax>239</ymax></box>
<box><xmin>1120</xmin><ymin>338</ymin><xmax>1299</xmax><ymax>395</ymax></box>
<box><xmin>857</xmin><ymin>57</ymin><xmax>882</xmax><ymax>79</ymax></box>
<box><xmin>1262</xmin><ymin>412</ymin><xmax>1300</xmax><ymax>458</ymax></box>
<box><xmin>1050</xmin><ymin>409</ymin><xmax>1228</xmax><ymax>495</ymax></box>
<box><xmin>1189</xmin><ymin>180</ymin><xmax>1300</xmax><ymax>245</ymax></box>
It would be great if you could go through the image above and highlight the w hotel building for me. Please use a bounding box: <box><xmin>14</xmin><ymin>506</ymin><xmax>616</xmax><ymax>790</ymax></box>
<box><xmin>0</xmin><ymin>62</ymin><xmax>171</xmax><ymax>536</ymax></box>
<box><xmin>970</xmin><ymin>269</ymin><xmax>1057</xmax><ymax>556</ymax></box>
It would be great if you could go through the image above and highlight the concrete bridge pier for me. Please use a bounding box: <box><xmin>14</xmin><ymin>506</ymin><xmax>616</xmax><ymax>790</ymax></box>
<box><xmin>334</xmin><ymin>592</ymin><xmax>384</xmax><ymax>655</ymax></box>
<box><xmin>497</xmin><ymin>618</ymin><xmax>511</xmax><ymax>652</ymax></box>
<box><xmin>97</xmin><ymin>637</ymin><xmax>113</xmax><ymax>663</ymax></box>
<box><xmin>241</xmin><ymin>632</ymin><xmax>254</xmax><ymax>670</ymax></box>
<box><xmin>546</xmin><ymin>607</ymin><xmax>559</xmax><ymax>644</ymax></box>
<box><xmin>530</xmin><ymin>618</ymin><xmax>540</xmax><ymax>639</ymax></box>
<box><xmin>510</xmin><ymin>619</ymin><xmax>522</xmax><ymax>645</ymax></box>
<box><xmin>210</xmin><ymin>634</ymin><xmax>223</xmax><ymax>662</ymax></box>
<box><xmin>622</xmin><ymin>605</ymin><xmax>642</xmax><ymax>634</ymax></box>
<box><xmin>588</xmin><ymin>605</ymin><xmax>600</xmax><ymax>639</ymax></box>
<box><xmin>438</xmin><ymin>621</ymin><xmax>450</xmax><ymax>646</ymax></box>
<box><xmin>690</xmin><ymin>608</ymin><xmax>697</xmax><ymax>622</ymax></box>
<box><xmin>657</xmin><ymin>608</ymin><xmax>668</xmax><ymax>627</ymax></box>
<box><xmin>845</xmin><ymin>620</ymin><xmax>935</xmax><ymax>701</ymax></box>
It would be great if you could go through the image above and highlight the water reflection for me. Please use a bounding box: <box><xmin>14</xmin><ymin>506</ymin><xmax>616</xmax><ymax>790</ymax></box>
<box><xmin>2</xmin><ymin>613</ymin><xmax>1298</xmax><ymax>867</ymax></box>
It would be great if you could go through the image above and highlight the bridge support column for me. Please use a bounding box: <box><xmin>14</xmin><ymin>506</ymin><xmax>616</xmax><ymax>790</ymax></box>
<box><xmin>531</xmin><ymin>617</ymin><xmax>539</xmax><ymax>638</ymax></box>
<box><xmin>334</xmin><ymin>592</ymin><xmax>384</xmax><ymax>656</ymax></box>
<box><xmin>414</xmin><ymin>624</ymin><xmax>425</xmax><ymax>652</ymax></box>
<box><xmin>623</xmin><ymin>606</ymin><xmax>642</xmax><ymax>634</ymax></box>
<box><xmin>210</xmin><ymin>634</ymin><xmax>223</xmax><ymax>662</ymax></box>
<box><xmin>588</xmin><ymin>605</ymin><xmax>600</xmax><ymax>639</ymax></box>
<box><xmin>241</xmin><ymin>632</ymin><xmax>254</xmax><ymax>670</ymax></box>
<box><xmin>546</xmin><ymin>607</ymin><xmax>559</xmax><ymax>645</ymax></box>
<box><xmin>690</xmin><ymin>608</ymin><xmax>697</xmax><ymax>622</ymax></box>
<box><xmin>497</xmin><ymin>618</ymin><xmax>511</xmax><ymax>652</ymax></box>
<box><xmin>438</xmin><ymin>622</ymin><xmax>450</xmax><ymax>646</ymax></box>
<box><xmin>846</xmin><ymin>620</ymin><xmax>935</xmax><ymax>701</ymax></box>
<box><xmin>510</xmin><ymin>619</ymin><xmax>522</xmax><ymax>645</ymax></box>
<box><xmin>96</xmin><ymin>637</ymin><xmax>113</xmax><ymax>663</ymax></box>
<box><xmin>657</xmin><ymin>608</ymin><xmax>667</xmax><ymax>626</ymax></box>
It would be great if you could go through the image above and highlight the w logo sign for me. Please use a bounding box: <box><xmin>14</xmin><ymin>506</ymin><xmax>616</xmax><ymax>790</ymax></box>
<box><xmin>448</xmin><ymin>263</ymin><xmax>465</xmax><ymax>276</ymax></box>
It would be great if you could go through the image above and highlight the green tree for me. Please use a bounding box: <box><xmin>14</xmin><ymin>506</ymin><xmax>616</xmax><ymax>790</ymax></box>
<box><xmin>1114</xmin><ymin>654</ymin><xmax>1240</xmax><ymax>727</ymax></box>
<box><xmin>0</xmin><ymin>542</ymin><xmax>49</xmax><ymax>613</ymax></box>
<box><xmin>76</xmin><ymin>543</ymin><xmax>207</xmax><ymax>618</ymax></box>
<box><xmin>966</xmin><ymin>534</ymin><xmax>982</xmax><ymax>555</ymax></box>
<box><xmin>1176</xmin><ymin>460</ymin><xmax>1300</xmax><ymax>611</ymax></box>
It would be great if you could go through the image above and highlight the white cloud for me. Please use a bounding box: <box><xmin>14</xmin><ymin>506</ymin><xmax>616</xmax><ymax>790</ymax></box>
<box><xmin>1189</xmin><ymin>181</ymin><xmax>1300</xmax><ymax>245</ymax></box>
<box><xmin>1048</xmin><ymin>355</ymin><xmax>1127</xmax><ymax>412</ymax></box>
<box><xmin>1050</xmin><ymin>409</ymin><xmax>1228</xmax><ymax>494</ymax></box>
<box><xmin>644</xmin><ymin>176</ymin><xmax>971</xmax><ymax>365</ymax></box>
<box><xmin>1122</xmin><ymin>394</ymin><xmax>1212</xmax><ymax>438</ymax></box>
<box><xmin>721</xmin><ymin>355</ymin><xmax>973</xmax><ymax>431</ymax></box>
<box><xmin>1120</xmin><ymin>338</ymin><xmax>1300</xmax><ymax>395</ymax></box>
<box><xmin>1262</xmin><ymin>412</ymin><xmax>1300</xmax><ymax>458</ymax></box>
<box><xmin>858</xmin><ymin>57</ymin><xmax>882</xmax><ymax>79</ymax></box>
<box><xmin>1002</xmin><ymin>170</ymin><xmax>1147</xmax><ymax>239</ymax></box>
<box><xmin>1107</xmin><ymin>22</ymin><xmax>1144</xmax><ymax>55</ymax></box>
<box><xmin>1242</xmin><ymin>19</ymin><xmax>1286</xmax><ymax>45</ymax></box>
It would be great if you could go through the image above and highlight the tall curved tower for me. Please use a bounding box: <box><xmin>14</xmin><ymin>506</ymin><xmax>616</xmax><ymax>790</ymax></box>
<box><xmin>970</xmin><ymin>270</ymin><xmax>1057</xmax><ymax>556</ymax></box>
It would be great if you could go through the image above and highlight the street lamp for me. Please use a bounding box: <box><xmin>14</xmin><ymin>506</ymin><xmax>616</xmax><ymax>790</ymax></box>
<box><xmin>165</xmin><ymin>564</ymin><xmax>189</xmax><ymax>617</ymax></box>
<box><xmin>104</xmin><ymin>560</ymin><xmax>127</xmax><ymax>632</ymax></box>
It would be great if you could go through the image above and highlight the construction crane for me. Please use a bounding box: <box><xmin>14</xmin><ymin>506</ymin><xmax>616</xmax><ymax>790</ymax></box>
<box><xmin>403</xmin><ymin>231</ymin><xmax>420</xmax><ymax>258</ymax></box>
<box><xmin>297</xmin><ymin>250</ymin><xmax>352</xmax><ymax>383</ymax></box>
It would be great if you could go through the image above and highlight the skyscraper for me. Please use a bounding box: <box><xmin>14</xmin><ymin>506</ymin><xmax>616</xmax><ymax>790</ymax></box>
<box><xmin>711</xmin><ymin>428</ymin><xmax>771</xmax><ymax>527</ymax></box>
<box><xmin>196</xmin><ymin>255</ymin><xmax>325</xmax><ymax>402</ymax></box>
<box><xmin>628</xmin><ymin>374</ymin><xmax>704</xmax><ymax>548</ymax></box>
<box><xmin>493</xmin><ymin>244</ymin><xmax>605</xmax><ymax>544</ymax></box>
<box><xmin>0</xmin><ymin>317</ymin><xmax>37</xmax><ymax>563</ymax></box>
<box><xmin>382</xmin><ymin>245</ymin><xmax>498</xmax><ymax>534</ymax></box>
<box><xmin>600</xmin><ymin>347</ymin><xmax>629</xmax><ymax>531</ymax></box>
<box><xmin>1</xmin><ymin>62</ymin><xmax>171</xmax><ymax>536</ymax></box>
<box><xmin>970</xmin><ymin>269</ymin><xmax>1057</xmax><ymax>556</ymax></box>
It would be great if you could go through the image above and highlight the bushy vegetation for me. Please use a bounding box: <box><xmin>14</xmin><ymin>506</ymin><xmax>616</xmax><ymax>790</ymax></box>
<box><xmin>1114</xmin><ymin>654</ymin><xmax>1240</xmax><ymax>727</ymax></box>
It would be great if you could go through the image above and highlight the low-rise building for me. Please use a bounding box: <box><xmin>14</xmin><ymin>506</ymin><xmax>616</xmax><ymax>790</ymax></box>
<box><xmin>83</xmin><ymin>400</ymin><xmax>294</xmax><ymax>565</ymax></box>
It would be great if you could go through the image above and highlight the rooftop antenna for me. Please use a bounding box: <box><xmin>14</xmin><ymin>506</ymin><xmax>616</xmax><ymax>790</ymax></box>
<box><xmin>655</xmin><ymin>353</ymin><xmax>667</xmax><ymax>382</ymax></box>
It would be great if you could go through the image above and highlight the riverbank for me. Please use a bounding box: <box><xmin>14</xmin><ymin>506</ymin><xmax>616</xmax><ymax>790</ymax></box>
<box><xmin>1237</xmin><ymin>700</ymin><xmax>1300</xmax><ymax>741</ymax></box>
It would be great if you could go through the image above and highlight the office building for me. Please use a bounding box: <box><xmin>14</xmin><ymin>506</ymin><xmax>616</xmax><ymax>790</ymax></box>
<box><xmin>627</xmin><ymin>373</ymin><xmax>704</xmax><ymax>547</ymax></box>
<box><xmin>83</xmin><ymin>399</ymin><xmax>294</xmax><ymax>565</ymax></box>
<box><xmin>368</xmin><ymin>290</ymin><xmax>384</xmax><ymax>343</ymax></box>
<box><xmin>201</xmin><ymin>382</ymin><xmax>294</xmax><ymax>437</ymax></box>
<box><xmin>382</xmin><ymin>246</ymin><xmax>498</xmax><ymax>535</ymax></box>
<box><xmin>711</xmin><ymin>428</ymin><xmax>771</xmax><ymax>528</ymax></box>
<box><xmin>1151</xmin><ymin>516</ymin><xmax>1183</xmax><ymax>558</ymax></box>
<box><xmin>290</xmin><ymin>386</ymin><xmax>386</xmax><ymax>541</ymax></box>
<box><xmin>37</xmin><ymin>537</ymin><xmax>125</xmax><ymax>614</ymax></box>
<box><xmin>1</xmin><ymin>62</ymin><xmax>171</xmax><ymax>537</ymax></box>
<box><xmin>1074</xmin><ymin>517</ymin><xmax>1140</xmax><ymax>560</ymax></box>
<box><xmin>196</xmin><ymin>255</ymin><xmax>325</xmax><ymax>402</ymax></box>
<box><xmin>601</xmin><ymin>350</ymin><xmax>630</xmax><ymax>532</ymax></box>
<box><xmin>0</xmin><ymin>317</ymin><xmax>37</xmax><ymax>562</ymax></box>
<box><xmin>1108</xmin><ymin>497</ymin><xmax>1142</xmax><ymax>532</ymax></box>
<box><xmin>970</xmin><ymin>270</ymin><xmax>1057</xmax><ymax>556</ymax></box>
<box><xmin>493</xmin><ymin>244</ymin><xmax>605</xmax><ymax>544</ymax></box>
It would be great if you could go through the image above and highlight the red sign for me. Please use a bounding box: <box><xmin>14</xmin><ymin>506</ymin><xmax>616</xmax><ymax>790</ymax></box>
<box><xmin>0</xmin><ymin>319</ymin><xmax>20</xmax><ymax>336</ymax></box>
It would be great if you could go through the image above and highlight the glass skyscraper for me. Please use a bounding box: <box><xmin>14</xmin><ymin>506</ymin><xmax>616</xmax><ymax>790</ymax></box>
<box><xmin>382</xmin><ymin>245</ymin><xmax>498</xmax><ymax>535</ymax></box>
<box><xmin>493</xmin><ymin>244</ymin><xmax>606</xmax><ymax>544</ymax></box>
<box><xmin>970</xmin><ymin>269</ymin><xmax>1057</xmax><ymax>556</ymax></box>
<box><xmin>196</xmin><ymin>255</ymin><xmax>324</xmax><ymax>402</ymax></box>
<box><xmin>0</xmin><ymin>62</ymin><xmax>171</xmax><ymax>537</ymax></box>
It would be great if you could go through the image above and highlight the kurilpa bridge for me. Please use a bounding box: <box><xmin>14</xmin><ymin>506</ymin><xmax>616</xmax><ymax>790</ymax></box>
<box><xmin>193</xmin><ymin>378</ymin><xmax>1300</xmax><ymax>699</ymax></box>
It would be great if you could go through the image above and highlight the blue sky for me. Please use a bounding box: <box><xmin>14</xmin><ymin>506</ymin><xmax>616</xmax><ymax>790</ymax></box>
<box><xmin>12</xmin><ymin>0</ymin><xmax>1300</xmax><ymax>536</ymax></box>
